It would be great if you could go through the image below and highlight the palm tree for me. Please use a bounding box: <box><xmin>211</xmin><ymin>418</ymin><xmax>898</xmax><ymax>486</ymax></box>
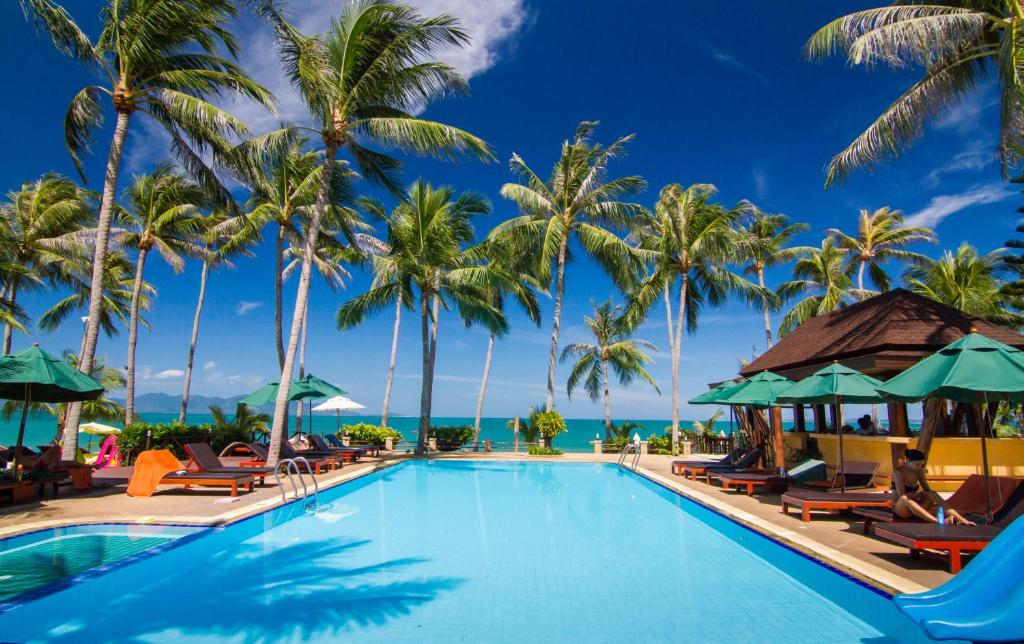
<box><xmin>338</xmin><ymin>181</ymin><xmax>504</xmax><ymax>453</ymax></box>
<box><xmin>117</xmin><ymin>166</ymin><xmax>207</xmax><ymax>424</ymax></box>
<box><xmin>21</xmin><ymin>0</ymin><xmax>274</xmax><ymax>460</ymax></box>
<box><xmin>692</xmin><ymin>409</ymin><xmax>724</xmax><ymax>436</ymax></box>
<box><xmin>210</xmin><ymin>402</ymin><xmax>271</xmax><ymax>437</ymax></box>
<box><xmin>904</xmin><ymin>243</ymin><xmax>1024</xmax><ymax>325</ymax></box>
<box><xmin>561</xmin><ymin>299</ymin><xmax>659</xmax><ymax>441</ymax></box>
<box><xmin>492</xmin><ymin>121</ymin><xmax>646</xmax><ymax>412</ymax></box>
<box><xmin>471</xmin><ymin>238</ymin><xmax>542</xmax><ymax>446</ymax></box>
<box><xmin>178</xmin><ymin>210</ymin><xmax>256</xmax><ymax>424</ymax></box>
<box><xmin>255</xmin><ymin>1</ymin><xmax>493</xmax><ymax>465</ymax></box>
<box><xmin>778</xmin><ymin>237</ymin><xmax>872</xmax><ymax>336</ymax></box>
<box><xmin>626</xmin><ymin>183</ymin><xmax>761</xmax><ymax>451</ymax></box>
<box><xmin>806</xmin><ymin>3</ymin><xmax>1024</xmax><ymax>185</ymax></box>
<box><xmin>733</xmin><ymin>203</ymin><xmax>811</xmax><ymax>350</ymax></box>
<box><xmin>0</xmin><ymin>173</ymin><xmax>94</xmax><ymax>353</ymax></box>
<box><xmin>827</xmin><ymin>207</ymin><xmax>936</xmax><ymax>294</ymax></box>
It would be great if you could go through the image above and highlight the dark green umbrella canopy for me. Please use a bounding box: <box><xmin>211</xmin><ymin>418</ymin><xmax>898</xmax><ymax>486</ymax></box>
<box><xmin>0</xmin><ymin>345</ymin><xmax>104</xmax><ymax>403</ymax></box>
<box><xmin>297</xmin><ymin>374</ymin><xmax>347</xmax><ymax>398</ymax></box>
<box><xmin>716</xmin><ymin>371</ymin><xmax>795</xmax><ymax>408</ymax></box>
<box><xmin>240</xmin><ymin>379</ymin><xmax>320</xmax><ymax>406</ymax></box>
<box><xmin>777</xmin><ymin>362</ymin><xmax>885</xmax><ymax>405</ymax></box>
<box><xmin>689</xmin><ymin>379</ymin><xmax>742</xmax><ymax>405</ymax></box>
<box><xmin>877</xmin><ymin>332</ymin><xmax>1024</xmax><ymax>403</ymax></box>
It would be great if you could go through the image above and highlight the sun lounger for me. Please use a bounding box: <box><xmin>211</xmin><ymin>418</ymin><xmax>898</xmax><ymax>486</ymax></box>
<box><xmin>160</xmin><ymin>471</ymin><xmax>255</xmax><ymax>497</ymax></box>
<box><xmin>682</xmin><ymin>448</ymin><xmax>764</xmax><ymax>483</ymax></box>
<box><xmin>854</xmin><ymin>474</ymin><xmax>1023</xmax><ymax>533</ymax></box>
<box><xmin>246</xmin><ymin>442</ymin><xmax>337</xmax><ymax>474</ymax></box>
<box><xmin>308</xmin><ymin>435</ymin><xmax>373</xmax><ymax>461</ymax></box>
<box><xmin>714</xmin><ymin>471</ymin><xmax>790</xmax><ymax>495</ymax></box>
<box><xmin>872</xmin><ymin>482</ymin><xmax>1024</xmax><ymax>572</ymax></box>
<box><xmin>127</xmin><ymin>449</ymin><xmax>255</xmax><ymax>497</ymax></box>
<box><xmin>781</xmin><ymin>489</ymin><xmax>893</xmax><ymax>522</ymax></box>
<box><xmin>671</xmin><ymin>447</ymin><xmax>745</xmax><ymax>476</ymax></box>
<box><xmin>801</xmin><ymin>460</ymin><xmax>880</xmax><ymax>491</ymax></box>
<box><xmin>184</xmin><ymin>443</ymin><xmax>276</xmax><ymax>485</ymax></box>
<box><xmin>323</xmin><ymin>434</ymin><xmax>381</xmax><ymax>457</ymax></box>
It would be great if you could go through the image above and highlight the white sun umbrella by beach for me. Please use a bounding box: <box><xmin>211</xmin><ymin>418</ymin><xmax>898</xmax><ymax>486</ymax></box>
<box><xmin>312</xmin><ymin>396</ymin><xmax>366</xmax><ymax>432</ymax></box>
<box><xmin>79</xmin><ymin>422</ymin><xmax>120</xmax><ymax>450</ymax></box>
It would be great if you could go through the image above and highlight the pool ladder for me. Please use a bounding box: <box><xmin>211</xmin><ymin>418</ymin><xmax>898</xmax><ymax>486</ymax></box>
<box><xmin>274</xmin><ymin>457</ymin><xmax>320</xmax><ymax>511</ymax></box>
<box><xmin>618</xmin><ymin>444</ymin><xmax>641</xmax><ymax>471</ymax></box>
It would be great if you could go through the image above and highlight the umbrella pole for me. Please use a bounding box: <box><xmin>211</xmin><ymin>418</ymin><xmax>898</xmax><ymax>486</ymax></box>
<box><xmin>977</xmin><ymin>396</ymin><xmax>993</xmax><ymax>523</ymax></box>
<box><xmin>835</xmin><ymin>399</ymin><xmax>846</xmax><ymax>493</ymax></box>
<box><xmin>12</xmin><ymin>384</ymin><xmax>31</xmax><ymax>482</ymax></box>
<box><xmin>336</xmin><ymin>409</ymin><xmax>340</xmax><ymax>434</ymax></box>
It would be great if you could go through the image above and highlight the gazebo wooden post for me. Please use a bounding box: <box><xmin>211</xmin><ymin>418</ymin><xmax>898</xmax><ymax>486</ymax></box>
<box><xmin>812</xmin><ymin>404</ymin><xmax>826</xmax><ymax>432</ymax></box>
<box><xmin>794</xmin><ymin>404</ymin><xmax>806</xmax><ymax>433</ymax></box>
<box><xmin>886</xmin><ymin>402</ymin><xmax>909</xmax><ymax>474</ymax></box>
<box><xmin>770</xmin><ymin>406</ymin><xmax>785</xmax><ymax>470</ymax></box>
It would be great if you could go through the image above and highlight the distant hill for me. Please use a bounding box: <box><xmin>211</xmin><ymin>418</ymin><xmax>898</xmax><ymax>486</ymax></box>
<box><xmin>112</xmin><ymin>392</ymin><xmax>250</xmax><ymax>414</ymax></box>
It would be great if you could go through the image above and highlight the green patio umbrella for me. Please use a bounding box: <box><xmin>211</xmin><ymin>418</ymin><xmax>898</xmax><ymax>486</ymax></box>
<box><xmin>688</xmin><ymin>379</ymin><xmax>742</xmax><ymax>405</ymax></box>
<box><xmin>239</xmin><ymin>379</ymin><xmax>320</xmax><ymax>407</ymax></box>
<box><xmin>877</xmin><ymin>331</ymin><xmax>1024</xmax><ymax>519</ymax></box>
<box><xmin>293</xmin><ymin>374</ymin><xmax>347</xmax><ymax>435</ymax></box>
<box><xmin>778</xmin><ymin>362</ymin><xmax>885</xmax><ymax>492</ymax></box>
<box><xmin>0</xmin><ymin>344</ymin><xmax>104</xmax><ymax>480</ymax></box>
<box><xmin>715</xmin><ymin>371</ymin><xmax>795</xmax><ymax>408</ymax></box>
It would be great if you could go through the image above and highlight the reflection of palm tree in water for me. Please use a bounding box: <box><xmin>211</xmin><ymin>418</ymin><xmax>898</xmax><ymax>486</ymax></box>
<box><xmin>32</xmin><ymin>538</ymin><xmax>460</xmax><ymax>642</ymax></box>
<box><xmin>4</xmin><ymin>534</ymin><xmax>109</xmax><ymax>600</ymax></box>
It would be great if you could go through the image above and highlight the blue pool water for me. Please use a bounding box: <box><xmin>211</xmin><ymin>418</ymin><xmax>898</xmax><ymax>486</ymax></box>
<box><xmin>0</xmin><ymin>461</ymin><xmax>939</xmax><ymax>642</ymax></box>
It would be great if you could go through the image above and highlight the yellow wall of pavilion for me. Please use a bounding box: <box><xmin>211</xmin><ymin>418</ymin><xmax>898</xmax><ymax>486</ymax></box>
<box><xmin>809</xmin><ymin>434</ymin><xmax>1024</xmax><ymax>492</ymax></box>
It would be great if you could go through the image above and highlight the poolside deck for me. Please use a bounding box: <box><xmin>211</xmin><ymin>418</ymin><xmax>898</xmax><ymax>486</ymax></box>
<box><xmin>0</xmin><ymin>451</ymin><xmax>953</xmax><ymax>593</ymax></box>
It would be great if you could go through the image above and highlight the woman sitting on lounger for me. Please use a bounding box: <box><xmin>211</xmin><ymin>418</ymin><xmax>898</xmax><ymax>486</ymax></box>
<box><xmin>893</xmin><ymin>449</ymin><xmax>974</xmax><ymax>525</ymax></box>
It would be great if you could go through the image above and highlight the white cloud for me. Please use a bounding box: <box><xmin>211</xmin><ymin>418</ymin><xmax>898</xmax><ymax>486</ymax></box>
<box><xmin>203</xmin><ymin>360</ymin><xmax>218</xmax><ymax>371</ymax></box>
<box><xmin>227</xmin><ymin>0</ymin><xmax>530</xmax><ymax>132</ymax></box>
<box><xmin>752</xmin><ymin>169</ymin><xmax>769</xmax><ymax>198</ymax></box>
<box><xmin>905</xmin><ymin>183</ymin><xmax>1016</xmax><ymax>229</ymax></box>
<box><xmin>236</xmin><ymin>300</ymin><xmax>262</xmax><ymax>316</ymax></box>
<box><xmin>146</xmin><ymin>368</ymin><xmax>184</xmax><ymax>381</ymax></box>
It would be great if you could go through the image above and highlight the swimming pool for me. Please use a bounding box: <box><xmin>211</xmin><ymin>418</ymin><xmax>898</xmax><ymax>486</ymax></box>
<box><xmin>0</xmin><ymin>461</ymin><xmax>942</xmax><ymax>642</ymax></box>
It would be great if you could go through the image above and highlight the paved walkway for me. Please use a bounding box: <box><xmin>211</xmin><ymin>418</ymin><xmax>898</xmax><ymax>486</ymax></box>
<box><xmin>0</xmin><ymin>450</ymin><xmax>954</xmax><ymax>593</ymax></box>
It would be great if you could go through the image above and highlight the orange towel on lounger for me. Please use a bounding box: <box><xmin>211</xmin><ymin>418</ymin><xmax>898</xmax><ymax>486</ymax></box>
<box><xmin>127</xmin><ymin>450</ymin><xmax>183</xmax><ymax>497</ymax></box>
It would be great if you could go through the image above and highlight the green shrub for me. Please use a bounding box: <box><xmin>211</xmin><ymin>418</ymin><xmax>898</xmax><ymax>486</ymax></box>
<box><xmin>116</xmin><ymin>421</ymin><xmax>250</xmax><ymax>462</ymax></box>
<box><xmin>527</xmin><ymin>445</ymin><xmax>563</xmax><ymax>456</ymax></box>
<box><xmin>341</xmin><ymin>423</ymin><xmax>403</xmax><ymax>446</ymax></box>
<box><xmin>429</xmin><ymin>425</ymin><xmax>475</xmax><ymax>450</ymax></box>
<box><xmin>535</xmin><ymin>411</ymin><xmax>567</xmax><ymax>445</ymax></box>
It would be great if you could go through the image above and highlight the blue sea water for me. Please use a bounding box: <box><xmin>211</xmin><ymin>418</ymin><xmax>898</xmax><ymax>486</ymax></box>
<box><xmin>0</xmin><ymin>460</ymin><xmax>939</xmax><ymax>642</ymax></box>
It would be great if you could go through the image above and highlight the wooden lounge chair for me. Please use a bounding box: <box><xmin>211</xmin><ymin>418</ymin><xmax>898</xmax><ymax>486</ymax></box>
<box><xmin>781</xmin><ymin>489</ymin><xmax>893</xmax><ymax>523</ymax></box>
<box><xmin>873</xmin><ymin>490</ymin><xmax>1024</xmax><ymax>573</ymax></box>
<box><xmin>308</xmin><ymin>435</ymin><xmax>372</xmax><ymax>461</ymax></box>
<box><xmin>854</xmin><ymin>474</ymin><xmax>1023</xmax><ymax>533</ymax></box>
<box><xmin>160</xmin><ymin>470</ymin><xmax>256</xmax><ymax>497</ymax></box>
<box><xmin>671</xmin><ymin>448</ymin><xmax>745</xmax><ymax>476</ymax></box>
<box><xmin>714</xmin><ymin>471</ymin><xmax>790</xmax><ymax>495</ymax></box>
<box><xmin>246</xmin><ymin>442</ymin><xmax>336</xmax><ymax>474</ymax></box>
<box><xmin>682</xmin><ymin>448</ymin><xmax>764</xmax><ymax>483</ymax></box>
<box><xmin>183</xmin><ymin>443</ymin><xmax>276</xmax><ymax>485</ymax></box>
<box><xmin>324</xmin><ymin>434</ymin><xmax>381</xmax><ymax>456</ymax></box>
<box><xmin>801</xmin><ymin>460</ymin><xmax>880</xmax><ymax>491</ymax></box>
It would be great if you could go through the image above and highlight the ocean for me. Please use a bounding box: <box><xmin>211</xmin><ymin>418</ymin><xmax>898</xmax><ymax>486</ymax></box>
<box><xmin>0</xmin><ymin>412</ymin><xmax>730</xmax><ymax>454</ymax></box>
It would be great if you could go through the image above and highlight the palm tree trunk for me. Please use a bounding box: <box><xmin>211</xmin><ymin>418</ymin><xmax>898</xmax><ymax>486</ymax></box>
<box><xmin>671</xmin><ymin>275</ymin><xmax>688</xmax><ymax>452</ymax></box>
<box><xmin>178</xmin><ymin>257</ymin><xmax>210</xmax><ymax>424</ymax></box>
<box><xmin>473</xmin><ymin>332</ymin><xmax>496</xmax><ymax>448</ymax></box>
<box><xmin>124</xmin><ymin>247</ymin><xmax>149</xmax><ymax>426</ymax></box>
<box><xmin>417</xmin><ymin>290</ymin><xmax>432</xmax><ymax>453</ymax></box>
<box><xmin>757</xmin><ymin>266</ymin><xmax>773</xmax><ymax>350</ymax></box>
<box><xmin>274</xmin><ymin>223</ymin><xmax>285</xmax><ymax>370</ymax></box>
<box><xmin>3</xmin><ymin>277</ymin><xmax>20</xmax><ymax>355</ymax></box>
<box><xmin>266</xmin><ymin>146</ymin><xmax>336</xmax><ymax>466</ymax></box>
<box><xmin>62</xmin><ymin>109</ymin><xmax>132</xmax><ymax>461</ymax></box>
<box><xmin>381</xmin><ymin>296</ymin><xmax>401</xmax><ymax>427</ymax></box>
<box><xmin>546</xmin><ymin>238</ymin><xmax>568</xmax><ymax>412</ymax></box>
<box><xmin>857</xmin><ymin>261</ymin><xmax>866</xmax><ymax>293</ymax></box>
<box><xmin>602</xmin><ymin>358</ymin><xmax>612</xmax><ymax>442</ymax></box>
<box><xmin>295</xmin><ymin>298</ymin><xmax>310</xmax><ymax>434</ymax></box>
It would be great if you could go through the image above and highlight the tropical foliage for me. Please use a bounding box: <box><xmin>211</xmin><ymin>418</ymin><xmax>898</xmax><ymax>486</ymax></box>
<box><xmin>826</xmin><ymin>207</ymin><xmax>935</xmax><ymax>293</ymax></box>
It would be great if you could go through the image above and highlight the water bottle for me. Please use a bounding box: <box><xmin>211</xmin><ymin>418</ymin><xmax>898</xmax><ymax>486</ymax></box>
<box><xmin>937</xmin><ymin>507</ymin><xmax>945</xmax><ymax>525</ymax></box>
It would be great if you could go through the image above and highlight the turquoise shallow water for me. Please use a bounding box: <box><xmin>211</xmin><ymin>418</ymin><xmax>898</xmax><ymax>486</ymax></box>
<box><xmin>0</xmin><ymin>461</ymin><xmax>940</xmax><ymax>643</ymax></box>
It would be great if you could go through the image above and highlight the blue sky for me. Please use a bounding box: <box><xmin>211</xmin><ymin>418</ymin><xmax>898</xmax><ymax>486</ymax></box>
<box><xmin>0</xmin><ymin>0</ymin><xmax>1017</xmax><ymax>421</ymax></box>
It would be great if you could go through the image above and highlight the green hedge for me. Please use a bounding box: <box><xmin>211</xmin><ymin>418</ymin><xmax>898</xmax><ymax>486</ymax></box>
<box><xmin>527</xmin><ymin>445</ymin><xmax>563</xmax><ymax>456</ymax></box>
<box><xmin>429</xmin><ymin>425</ymin><xmax>475</xmax><ymax>450</ymax></box>
<box><xmin>117</xmin><ymin>422</ymin><xmax>250</xmax><ymax>462</ymax></box>
<box><xmin>340</xmin><ymin>423</ymin><xmax>403</xmax><ymax>446</ymax></box>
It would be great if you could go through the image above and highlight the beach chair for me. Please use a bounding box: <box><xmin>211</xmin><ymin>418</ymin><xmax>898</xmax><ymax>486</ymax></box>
<box><xmin>854</xmin><ymin>474</ymin><xmax>1022</xmax><ymax>533</ymax></box>
<box><xmin>713</xmin><ymin>459</ymin><xmax>826</xmax><ymax>496</ymax></box>
<box><xmin>127</xmin><ymin>450</ymin><xmax>255</xmax><ymax>497</ymax></box>
<box><xmin>247</xmin><ymin>442</ymin><xmax>336</xmax><ymax>474</ymax></box>
<box><xmin>325</xmin><ymin>434</ymin><xmax>381</xmax><ymax>456</ymax></box>
<box><xmin>183</xmin><ymin>443</ymin><xmax>276</xmax><ymax>485</ymax></box>
<box><xmin>872</xmin><ymin>486</ymin><xmax>1024</xmax><ymax>573</ymax></box>
<box><xmin>682</xmin><ymin>448</ymin><xmax>764</xmax><ymax>483</ymax></box>
<box><xmin>801</xmin><ymin>460</ymin><xmax>880</xmax><ymax>491</ymax></box>
<box><xmin>781</xmin><ymin>489</ymin><xmax>893</xmax><ymax>523</ymax></box>
<box><xmin>308</xmin><ymin>434</ymin><xmax>375</xmax><ymax>460</ymax></box>
<box><xmin>670</xmin><ymin>447</ymin><xmax>745</xmax><ymax>476</ymax></box>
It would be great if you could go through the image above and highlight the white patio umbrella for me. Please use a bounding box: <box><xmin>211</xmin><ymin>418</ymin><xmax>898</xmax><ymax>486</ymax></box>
<box><xmin>312</xmin><ymin>396</ymin><xmax>366</xmax><ymax>432</ymax></box>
